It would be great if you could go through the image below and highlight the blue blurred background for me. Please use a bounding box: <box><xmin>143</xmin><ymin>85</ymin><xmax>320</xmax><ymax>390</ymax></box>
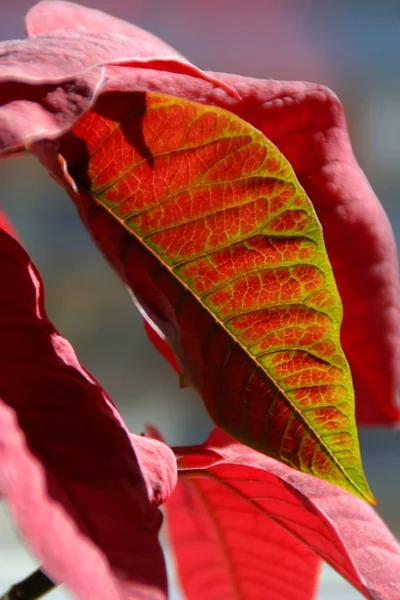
<box><xmin>0</xmin><ymin>1</ymin><xmax>399</xmax><ymax>598</ymax></box>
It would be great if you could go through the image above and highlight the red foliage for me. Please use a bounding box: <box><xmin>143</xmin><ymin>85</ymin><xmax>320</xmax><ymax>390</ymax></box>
<box><xmin>165</xmin><ymin>428</ymin><xmax>400</xmax><ymax>600</ymax></box>
<box><xmin>0</xmin><ymin>3</ymin><xmax>399</xmax><ymax>599</ymax></box>
<box><xmin>0</xmin><ymin>0</ymin><xmax>395</xmax><ymax>425</ymax></box>
<box><xmin>166</xmin><ymin>469</ymin><xmax>320</xmax><ymax>600</ymax></box>
<box><xmin>0</xmin><ymin>217</ymin><xmax>176</xmax><ymax>598</ymax></box>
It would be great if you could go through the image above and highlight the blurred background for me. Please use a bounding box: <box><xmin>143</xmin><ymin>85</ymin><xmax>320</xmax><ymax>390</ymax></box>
<box><xmin>1</xmin><ymin>1</ymin><xmax>400</xmax><ymax>598</ymax></box>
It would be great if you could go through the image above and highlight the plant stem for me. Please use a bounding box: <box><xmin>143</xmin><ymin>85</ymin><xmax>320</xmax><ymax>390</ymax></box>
<box><xmin>0</xmin><ymin>569</ymin><xmax>55</xmax><ymax>600</ymax></box>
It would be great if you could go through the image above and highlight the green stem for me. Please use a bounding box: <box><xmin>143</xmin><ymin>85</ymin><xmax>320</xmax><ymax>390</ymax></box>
<box><xmin>0</xmin><ymin>569</ymin><xmax>55</xmax><ymax>600</ymax></box>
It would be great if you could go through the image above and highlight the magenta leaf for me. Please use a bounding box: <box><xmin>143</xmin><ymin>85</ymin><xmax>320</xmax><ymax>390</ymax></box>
<box><xmin>0</xmin><ymin>217</ymin><xmax>176</xmax><ymax>599</ymax></box>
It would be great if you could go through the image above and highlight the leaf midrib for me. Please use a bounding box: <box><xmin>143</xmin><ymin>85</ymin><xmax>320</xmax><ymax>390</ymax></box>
<box><xmin>89</xmin><ymin>190</ymin><xmax>366</xmax><ymax>502</ymax></box>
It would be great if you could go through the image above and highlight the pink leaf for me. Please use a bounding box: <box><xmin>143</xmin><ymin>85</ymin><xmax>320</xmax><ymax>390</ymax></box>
<box><xmin>0</xmin><ymin>35</ymin><xmax>103</xmax><ymax>154</ymax></box>
<box><xmin>0</xmin><ymin>1</ymin><xmax>238</xmax><ymax>154</ymax></box>
<box><xmin>24</xmin><ymin>0</ymin><xmax>238</xmax><ymax>98</ymax></box>
<box><xmin>25</xmin><ymin>0</ymin><xmax>186</xmax><ymax>58</ymax></box>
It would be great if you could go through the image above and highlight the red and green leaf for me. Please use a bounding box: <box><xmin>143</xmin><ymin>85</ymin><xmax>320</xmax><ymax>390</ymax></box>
<box><xmin>59</xmin><ymin>91</ymin><xmax>373</xmax><ymax>504</ymax></box>
<box><xmin>213</xmin><ymin>74</ymin><xmax>400</xmax><ymax>427</ymax></box>
<box><xmin>0</xmin><ymin>218</ymin><xmax>175</xmax><ymax>599</ymax></box>
<box><xmin>167</xmin><ymin>428</ymin><xmax>400</xmax><ymax>600</ymax></box>
<box><xmin>81</xmin><ymin>64</ymin><xmax>400</xmax><ymax>427</ymax></box>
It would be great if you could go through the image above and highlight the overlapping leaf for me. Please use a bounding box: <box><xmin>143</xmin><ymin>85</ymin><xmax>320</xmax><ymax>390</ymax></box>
<box><xmin>109</xmin><ymin>69</ymin><xmax>399</xmax><ymax>427</ymax></box>
<box><xmin>62</xmin><ymin>50</ymin><xmax>400</xmax><ymax>426</ymax></box>
<box><xmin>156</xmin><ymin>430</ymin><xmax>320</xmax><ymax>600</ymax></box>
<box><xmin>168</xmin><ymin>428</ymin><xmax>400</xmax><ymax>600</ymax></box>
<box><xmin>0</xmin><ymin>216</ymin><xmax>176</xmax><ymax>599</ymax></box>
<box><xmin>57</xmin><ymin>90</ymin><xmax>373</xmax><ymax>503</ymax></box>
<box><xmin>166</xmin><ymin>477</ymin><xmax>320</xmax><ymax>600</ymax></box>
<box><xmin>0</xmin><ymin>1</ymin><xmax>237</xmax><ymax>155</ymax></box>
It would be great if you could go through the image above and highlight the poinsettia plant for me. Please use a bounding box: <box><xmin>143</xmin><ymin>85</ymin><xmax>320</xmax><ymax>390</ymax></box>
<box><xmin>0</xmin><ymin>2</ymin><xmax>399</xmax><ymax>599</ymax></box>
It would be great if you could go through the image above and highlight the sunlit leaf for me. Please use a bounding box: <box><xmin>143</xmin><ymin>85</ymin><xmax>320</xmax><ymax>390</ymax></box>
<box><xmin>197</xmin><ymin>73</ymin><xmax>400</xmax><ymax>427</ymax></box>
<box><xmin>61</xmin><ymin>91</ymin><xmax>373</xmax><ymax>503</ymax></box>
<box><xmin>170</xmin><ymin>428</ymin><xmax>400</xmax><ymax>600</ymax></box>
<box><xmin>150</xmin><ymin>423</ymin><xmax>320</xmax><ymax>600</ymax></box>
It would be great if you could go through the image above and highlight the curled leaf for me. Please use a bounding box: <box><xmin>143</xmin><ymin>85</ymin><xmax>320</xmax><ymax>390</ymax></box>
<box><xmin>0</xmin><ymin>1</ymin><xmax>238</xmax><ymax>155</ymax></box>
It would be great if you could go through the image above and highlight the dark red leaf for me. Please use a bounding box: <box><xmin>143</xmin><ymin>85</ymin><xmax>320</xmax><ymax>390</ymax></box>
<box><xmin>170</xmin><ymin>428</ymin><xmax>400</xmax><ymax>600</ymax></box>
<box><xmin>0</xmin><ymin>220</ymin><xmax>176</xmax><ymax>599</ymax></box>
